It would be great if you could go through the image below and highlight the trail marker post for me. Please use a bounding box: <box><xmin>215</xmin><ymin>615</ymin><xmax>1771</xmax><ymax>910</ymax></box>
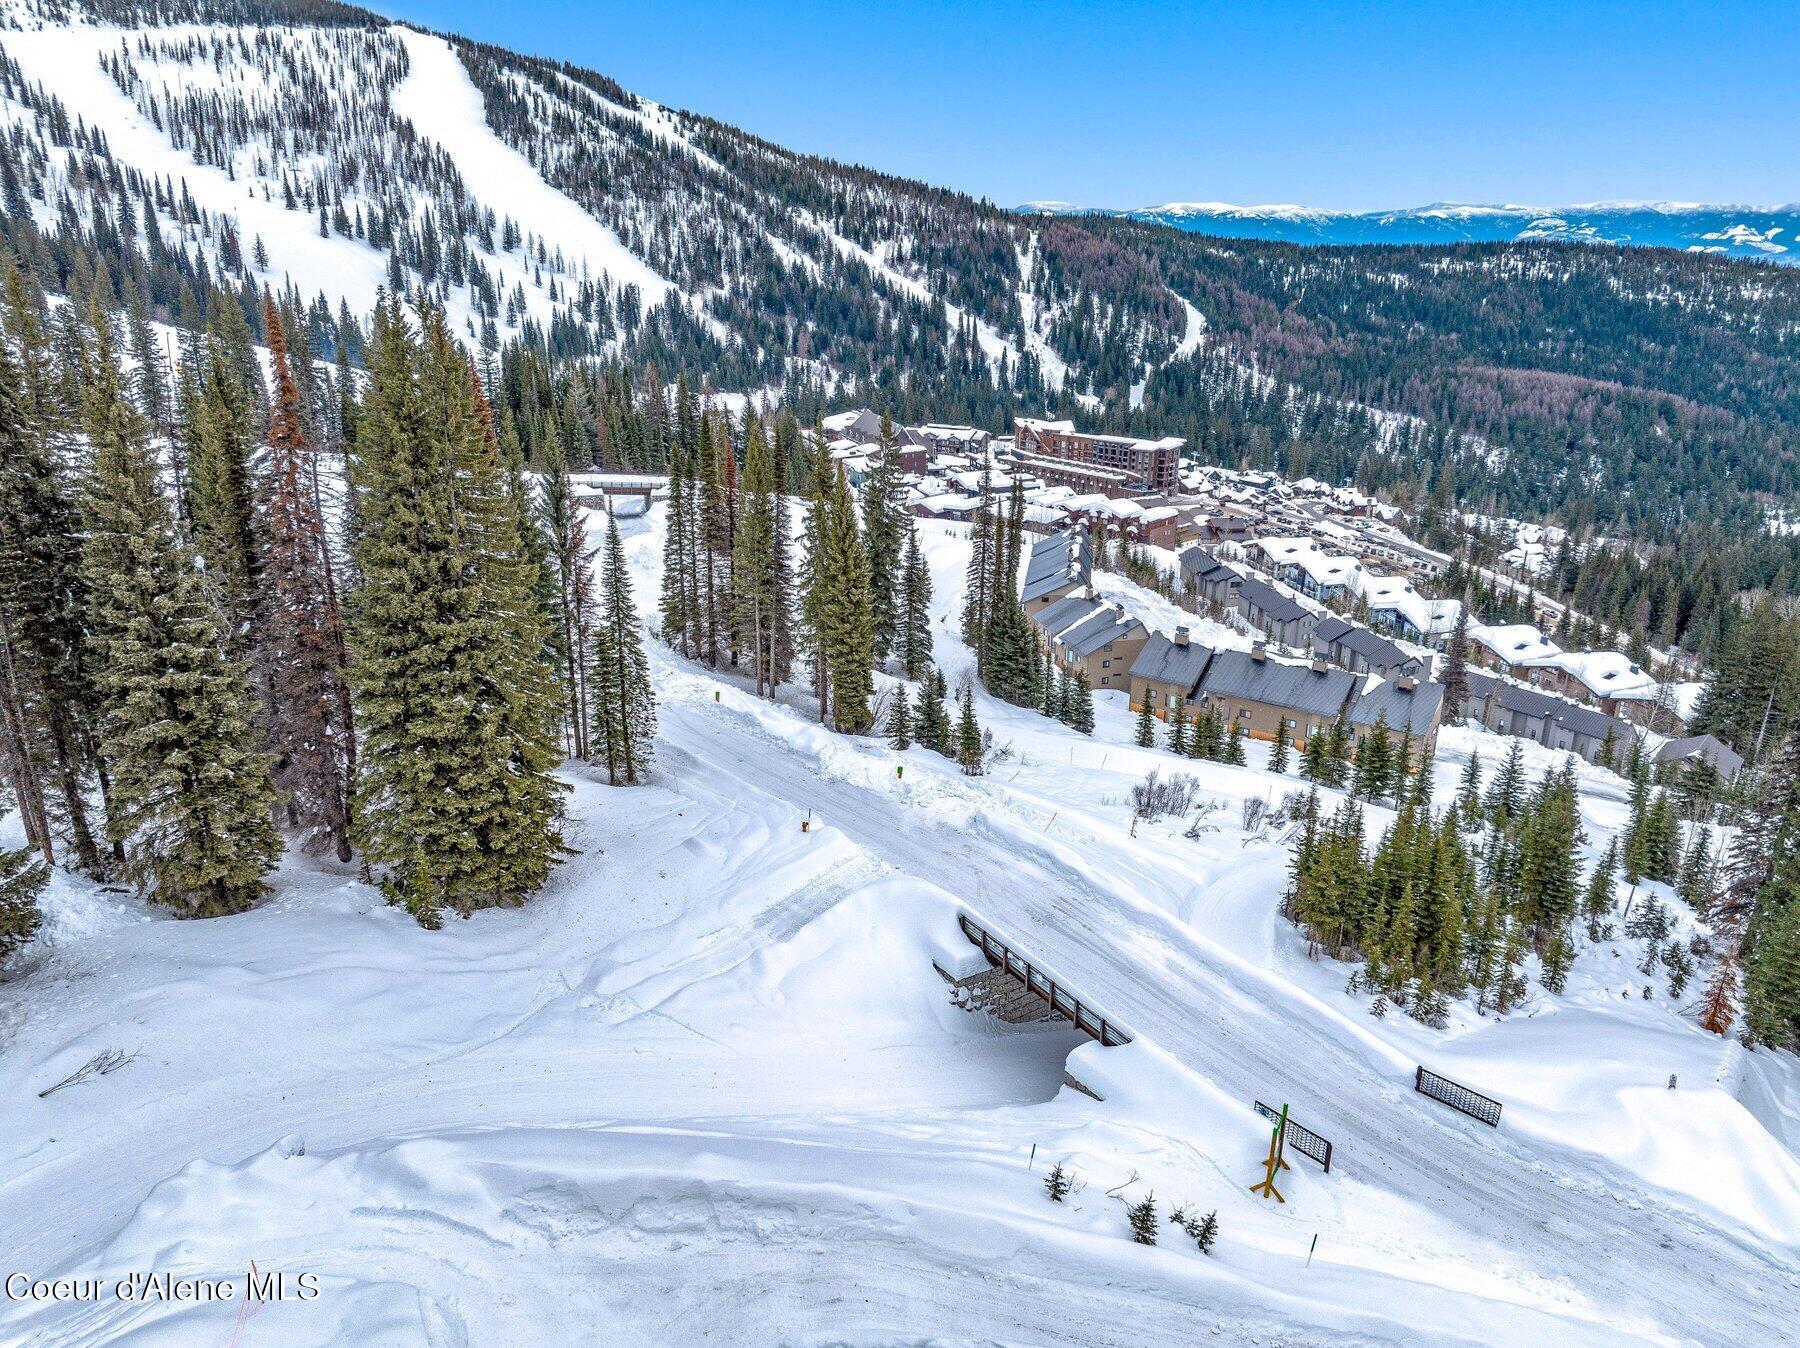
<box><xmin>1250</xmin><ymin>1103</ymin><xmax>1292</xmax><ymax>1202</ymax></box>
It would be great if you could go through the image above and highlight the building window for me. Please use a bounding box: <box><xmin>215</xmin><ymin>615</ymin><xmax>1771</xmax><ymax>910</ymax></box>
<box><xmin>1145</xmin><ymin>688</ymin><xmax>1158</xmax><ymax>702</ymax></box>
<box><xmin>1102</xmin><ymin>660</ymin><xmax>1111</xmax><ymax>668</ymax></box>
<box><xmin>1283</xmin><ymin>718</ymin><xmax>1296</xmax><ymax>729</ymax></box>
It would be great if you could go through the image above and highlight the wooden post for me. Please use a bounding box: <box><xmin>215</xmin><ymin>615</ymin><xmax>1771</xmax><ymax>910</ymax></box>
<box><xmin>1250</xmin><ymin>1103</ymin><xmax>1291</xmax><ymax>1202</ymax></box>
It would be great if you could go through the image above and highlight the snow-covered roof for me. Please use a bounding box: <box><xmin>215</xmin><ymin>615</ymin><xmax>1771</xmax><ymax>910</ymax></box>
<box><xmin>1537</xmin><ymin>650</ymin><xmax>1658</xmax><ymax>700</ymax></box>
<box><xmin>1469</xmin><ymin>622</ymin><xmax>1561</xmax><ymax>663</ymax></box>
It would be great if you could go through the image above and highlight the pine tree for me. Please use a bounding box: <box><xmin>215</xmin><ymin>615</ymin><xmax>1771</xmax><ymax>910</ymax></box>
<box><xmin>1193</xmin><ymin>1209</ymin><xmax>1219</xmax><ymax>1255</ymax></box>
<box><xmin>79</xmin><ymin>300</ymin><xmax>280</xmax><ymax>915</ymax></box>
<box><xmin>1540</xmin><ymin>928</ymin><xmax>1574</xmax><ymax>994</ymax></box>
<box><xmin>1223</xmin><ymin>718</ymin><xmax>1247</xmax><ymax>765</ymax></box>
<box><xmin>1166</xmin><ymin>704</ymin><xmax>1189</xmax><ymax>756</ymax></box>
<box><xmin>349</xmin><ymin>298</ymin><xmax>565</xmax><ymax>916</ymax></box>
<box><xmin>731</xmin><ymin>419</ymin><xmax>782</xmax><ymax>696</ymax></box>
<box><xmin>1269</xmin><ymin>717</ymin><xmax>1291</xmax><ymax>774</ymax></box>
<box><xmin>1486</xmin><ymin>740</ymin><xmax>1526</xmax><ymax>827</ymax></box>
<box><xmin>862</xmin><ymin>411</ymin><xmax>906</xmax><ymax>663</ymax></box>
<box><xmin>961</xmin><ymin>466</ymin><xmax>993</xmax><ymax>652</ymax></box>
<box><xmin>1127</xmin><ymin>1193</ymin><xmax>1158</xmax><ymax>1245</ymax></box>
<box><xmin>0</xmin><ymin>261</ymin><xmax>104</xmax><ymax>873</ymax></box>
<box><xmin>1134</xmin><ymin>696</ymin><xmax>1157</xmax><ymax>747</ymax></box>
<box><xmin>898</xmin><ymin>522</ymin><xmax>934</xmax><ymax>680</ymax></box>
<box><xmin>956</xmin><ymin>684</ymin><xmax>984</xmax><ymax>774</ymax></box>
<box><xmin>658</xmin><ymin>441</ymin><xmax>695</xmax><ymax>656</ymax></box>
<box><xmin>1456</xmin><ymin>751</ymin><xmax>1483</xmax><ymax>826</ymax></box>
<box><xmin>980</xmin><ymin>482</ymin><xmax>1039</xmax><ymax>705</ymax></box>
<box><xmin>1352</xmin><ymin>717</ymin><xmax>1393</xmax><ymax>799</ymax></box>
<box><xmin>1518</xmin><ymin>762</ymin><xmax>1585</xmax><ymax>940</ymax></box>
<box><xmin>811</xmin><ymin>466</ymin><xmax>876</xmax><ymax>733</ymax></box>
<box><xmin>888</xmin><ymin>681</ymin><xmax>912</xmax><ymax>750</ymax></box>
<box><xmin>1583</xmin><ymin>837</ymin><xmax>1619</xmax><ymax>937</ymax></box>
<box><xmin>918</xmin><ymin>668</ymin><xmax>951</xmax><ymax>754</ymax></box>
<box><xmin>1441</xmin><ymin>607</ymin><xmax>1470</xmax><ymax>719</ymax></box>
<box><xmin>0</xmin><ymin>842</ymin><xmax>47</xmax><ymax>960</ymax></box>
<box><xmin>590</xmin><ymin>510</ymin><xmax>657</xmax><ymax>784</ymax></box>
<box><xmin>1044</xmin><ymin>1161</ymin><xmax>1071</xmax><ymax>1202</ymax></box>
<box><xmin>1745</xmin><ymin>883</ymin><xmax>1800</xmax><ymax>1050</ymax></box>
<box><xmin>183</xmin><ymin>330</ymin><xmax>263</xmax><ymax>647</ymax></box>
<box><xmin>540</xmin><ymin>427</ymin><xmax>595</xmax><ymax>755</ymax></box>
<box><xmin>259</xmin><ymin>303</ymin><xmax>353</xmax><ymax>859</ymax></box>
<box><xmin>1068</xmin><ymin>670</ymin><xmax>1095</xmax><ymax>734</ymax></box>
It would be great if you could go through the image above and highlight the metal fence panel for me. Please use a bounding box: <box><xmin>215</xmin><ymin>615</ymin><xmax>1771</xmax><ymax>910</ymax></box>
<box><xmin>1254</xmin><ymin>1100</ymin><xmax>1334</xmax><ymax>1172</ymax></box>
<box><xmin>1414</xmin><ymin>1066</ymin><xmax>1502</xmax><ymax>1127</ymax></box>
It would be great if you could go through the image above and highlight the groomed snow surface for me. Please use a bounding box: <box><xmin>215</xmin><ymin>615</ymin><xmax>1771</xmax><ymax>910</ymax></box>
<box><xmin>3</xmin><ymin>511</ymin><xmax>1798</xmax><ymax>1344</ymax></box>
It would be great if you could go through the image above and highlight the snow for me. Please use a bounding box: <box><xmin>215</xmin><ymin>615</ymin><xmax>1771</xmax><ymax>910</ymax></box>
<box><xmin>0</xmin><ymin>21</ymin><xmax>395</xmax><ymax>316</ymax></box>
<box><xmin>388</xmin><ymin>28</ymin><xmax>672</xmax><ymax>307</ymax></box>
<box><xmin>2</xmin><ymin>507</ymin><xmax>1797</xmax><ymax>1342</ymax></box>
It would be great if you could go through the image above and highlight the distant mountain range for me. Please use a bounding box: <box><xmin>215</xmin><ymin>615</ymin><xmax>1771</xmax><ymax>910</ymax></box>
<box><xmin>1016</xmin><ymin>200</ymin><xmax>1799</xmax><ymax>263</ymax></box>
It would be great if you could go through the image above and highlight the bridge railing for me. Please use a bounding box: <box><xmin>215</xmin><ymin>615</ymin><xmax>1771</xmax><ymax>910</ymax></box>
<box><xmin>957</xmin><ymin>913</ymin><xmax>1131</xmax><ymax>1047</ymax></box>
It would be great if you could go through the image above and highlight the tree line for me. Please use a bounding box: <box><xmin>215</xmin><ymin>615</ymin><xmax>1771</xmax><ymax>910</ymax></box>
<box><xmin>0</xmin><ymin>262</ymin><xmax>657</xmax><ymax>946</ymax></box>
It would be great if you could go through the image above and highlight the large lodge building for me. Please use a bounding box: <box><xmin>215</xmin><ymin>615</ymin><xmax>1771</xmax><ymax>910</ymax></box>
<box><xmin>1013</xmin><ymin>417</ymin><xmax>1183</xmax><ymax>497</ymax></box>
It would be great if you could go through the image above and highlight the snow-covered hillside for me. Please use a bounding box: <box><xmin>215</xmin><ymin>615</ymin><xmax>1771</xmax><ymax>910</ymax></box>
<box><xmin>3</xmin><ymin>504</ymin><xmax>1796</xmax><ymax>1344</ymax></box>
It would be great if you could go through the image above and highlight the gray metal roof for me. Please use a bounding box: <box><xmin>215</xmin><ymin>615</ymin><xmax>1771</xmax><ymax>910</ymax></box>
<box><xmin>1030</xmin><ymin>595</ymin><xmax>1102</xmax><ymax>636</ymax></box>
<box><xmin>1548</xmin><ymin>701</ymin><xmax>1619</xmax><ymax>741</ymax></box>
<box><xmin>1349</xmin><ymin>679</ymin><xmax>1445</xmax><ymax>737</ymax></box>
<box><xmin>1022</xmin><ymin>567</ymin><xmax>1083</xmax><ymax>604</ymax></box>
<box><xmin>1129</xmin><ymin>634</ymin><xmax>1214</xmax><ymax>691</ymax></box>
<box><xmin>1056</xmin><ymin>609</ymin><xmax>1142</xmax><ymax>659</ymax></box>
<box><xmin>1180</xmin><ymin>546</ymin><xmax>1242</xmax><ymax>583</ymax></box>
<box><xmin>1314</xmin><ymin>616</ymin><xmax>1354</xmax><ymax>643</ymax></box>
<box><xmin>1200</xmin><ymin>650</ymin><xmax>1356</xmax><ymax>718</ymax></box>
<box><xmin>1655</xmin><ymin>734</ymin><xmax>1743</xmax><ymax>779</ymax></box>
<box><xmin>1235</xmin><ymin>575</ymin><xmax>1312</xmax><ymax>625</ymax></box>
<box><xmin>1494</xmin><ymin>683</ymin><xmax>1562</xmax><ymax>722</ymax></box>
<box><xmin>1332</xmin><ymin>622</ymin><xmax>1414</xmax><ymax>667</ymax></box>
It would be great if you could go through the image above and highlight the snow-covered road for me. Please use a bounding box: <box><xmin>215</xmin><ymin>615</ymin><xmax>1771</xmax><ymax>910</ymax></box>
<box><xmin>658</xmin><ymin>696</ymin><xmax>1800</xmax><ymax>1342</ymax></box>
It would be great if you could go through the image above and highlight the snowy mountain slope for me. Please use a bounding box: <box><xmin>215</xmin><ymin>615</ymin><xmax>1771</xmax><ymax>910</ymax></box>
<box><xmin>3</xmin><ymin>506</ymin><xmax>1796</xmax><ymax>1343</ymax></box>
<box><xmin>1024</xmin><ymin>199</ymin><xmax>1800</xmax><ymax>264</ymax></box>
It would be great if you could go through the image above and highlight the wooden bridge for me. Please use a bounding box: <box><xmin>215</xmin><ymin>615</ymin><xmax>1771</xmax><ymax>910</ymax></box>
<box><xmin>954</xmin><ymin>913</ymin><xmax>1132</xmax><ymax>1047</ymax></box>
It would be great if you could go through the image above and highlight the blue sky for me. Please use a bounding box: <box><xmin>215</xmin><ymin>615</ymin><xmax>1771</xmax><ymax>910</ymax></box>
<box><xmin>386</xmin><ymin>1</ymin><xmax>1797</xmax><ymax>211</ymax></box>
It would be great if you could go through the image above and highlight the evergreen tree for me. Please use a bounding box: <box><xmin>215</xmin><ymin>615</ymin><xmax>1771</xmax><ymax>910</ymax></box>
<box><xmin>1440</xmin><ymin>607</ymin><xmax>1470</xmax><ymax>719</ymax></box>
<box><xmin>1583</xmin><ymin>838</ymin><xmax>1619</xmax><ymax>937</ymax></box>
<box><xmin>590</xmin><ymin>510</ymin><xmax>657</xmax><ymax>784</ymax></box>
<box><xmin>1486</xmin><ymin>740</ymin><xmax>1527</xmax><ymax>828</ymax></box>
<box><xmin>183</xmin><ymin>331</ymin><xmax>263</xmax><ymax>647</ymax></box>
<box><xmin>956</xmin><ymin>684</ymin><xmax>984</xmax><ymax>774</ymax></box>
<box><xmin>1166</xmin><ymin>704</ymin><xmax>1189</xmax><ymax>756</ymax></box>
<box><xmin>810</xmin><ymin>466</ymin><xmax>876</xmax><ymax>733</ymax></box>
<box><xmin>1518</xmin><ymin>762</ymin><xmax>1585</xmax><ymax>940</ymax></box>
<box><xmin>1352</xmin><ymin>717</ymin><xmax>1394</xmax><ymax>799</ymax></box>
<box><xmin>731</xmin><ymin>419</ymin><xmax>783</xmax><ymax>696</ymax></box>
<box><xmin>0</xmin><ymin>261</ymin><xmax>104</xmax><ymax>873</ymax></box>
<box><xmin>961</xmin><ymin>466</ymin><xmax>993</xmax><ymax>652</ymax></box>
<box><xmin>897</xmin><ymin>522</ymin><xmax>934</xmax><ymax>680</ymax></box>
<box><xmin>1067</xmin><ymin>670</ymin><xmax>1095</xmax><ymax>734</ymax></box>
<box><xmin>658</xmin><ymin>441</ymin><xmax>696</xmax><ymax>657</ymax></box>
<box><xmin>348</xmin><ymin>298</ymin><xmax>565</xmax><ymax>916</ymax></box>
<box><xmin>79</xmin><ymin>301</ymin><xmax>279</xmax><ymax>915</ymax></box>
<box><xmin>1134</xmin><ymin>696</ymin><xmax>1156</xmax><ymax>747</ymax></box>
<box><xmin>1269</xmin><ymin>717</ymin><xmax>1292</xmax><ymax>774</ymax></box>
<box><xmin>917</xmin><ymin>668</ymin><xmax>951</xmax><ymax>754</ymax></box>
<box><xmin>1127</xmin><ymin>1193</ymin><xmax>1158</xmax><ymax>1245</ymax></box>
<box><xmin>1223</xmin><ymin>718</ymin><xmax>1247</xmax><ymax>765</ymax></box>
<box><xmin>259</xmin><ymin>303</ymin><xmax>353</xmax><ymax>859</ymax></box>
<box><xmin>1456</xmin><ymin>751</ymin><xmax>1483</xmax><ymax>827</ymax></box>
<box><xmin>0</xmin><ymin>842</ymin><xmax>47</xmax><ymax>960</ymax></box>
<box><xmin>888</xmin><ymin>681</ymin><xmax>912</xmax><ymax>750</ymax></box>
<box><xmin>1745</xmin><ymin>884</ymin><xmax>1800</xmax><ymax>1050</ymax></box>
<box><xmin>1043</xmin><ymin>1161</ymin><xmax>1071</xmax><ymax>1202</ymax></box>
<box><xmin>861</xmin><ymin>411</ymin><xmax>906</xmax><ymax>663</ymax></box>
